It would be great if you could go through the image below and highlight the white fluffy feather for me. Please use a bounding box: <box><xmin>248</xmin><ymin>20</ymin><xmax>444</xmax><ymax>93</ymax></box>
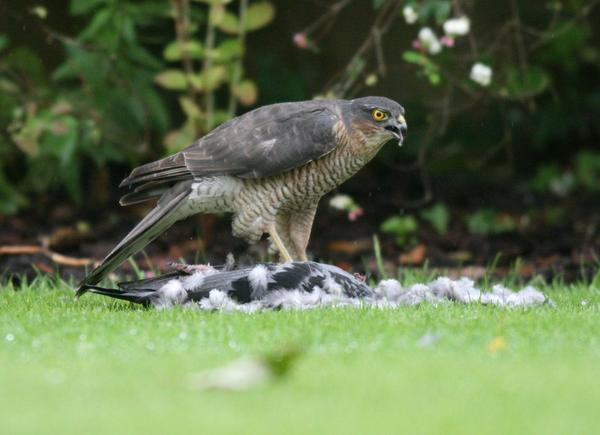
<box><xmin>248</xmin><ymin>265</ymin><xmax>269</xmax><ymax>298</ymax></box>
<box><xmin>156</xmin><ymin>279</ymin><xmax>187</xmax><ymax>309</ymax></box>
<box><xmin>155</xmin><ymin>272</ymin><xmax>548</xmax><ymax>311</ymax></box>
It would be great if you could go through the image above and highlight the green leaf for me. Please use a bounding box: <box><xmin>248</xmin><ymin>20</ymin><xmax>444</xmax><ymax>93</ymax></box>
<box><xmin>0</xmin><ymin>171</ymin><xmax>27</xmax><ymax>214</ymax></box>
<box><xmin>70</xmin><ymin>0</ymin><xmax>105</xmax><ymax>15</ymax></box>
<box><xmin>418</xmin><ymin>1</ymin><xmax>451</xmax><ymax>24</ymax></box>
<box><xmin>203</xmin><ymin>65</ymin><xmax>228</xmax><ymax>90</ymax></box>
<box><xmin>216</xmin><ymin>2</ymin><xmax>275</xmax><ymax>34</ymax></box>
<box><xmin>233</xmin><ymin>79</ymin><xmax>258</xmax><ymax>106</ymax></box>
<box><xmin>380</xmin><ymin>215</ymin><xmax>418</xmax><ymax>246</ymax></box>
<box><xmin>179</xmin><ymin>96</ymin><xmax>203</xmax><ymax>120</ymax></box>
<box><xmin>420</xmin><ymin>203</ymin><xmax>450</xmax><ymax>235</ymax></box>
<box><xmin>0</xmin><ymin>35</ymin><xmax>8</xmax><ymax>52</ymax></box>
<box><xmin>245</xmin><ymin>2</ymin><xmax>275</xmax><ymax>32</ymax></box>
<box><xmin>193</xmin><ymin>0</ymin><xmax>233</xmax><ymax>4</ymax></box>
<box><xmin>11</xmin><ymin>112</ymin><xmax>44</xmax><ymax>157</ymax></box>
<box><xmin>427</xmin><ymin>71</ymin><xmax>441</xmax><ymax>85</ymax></box>
<box><xmin>403</xmin><ymin>51</ymin><xmax>441</xmax><ymax>85</ymax></box>
<box><xmin>212</xmin><ymin>110</ymin><xmax>231</xmax><ymax>125</ymax></box>
<box><xmin>163</xmin><ymin>40</ymin><xmax>204</xmax><ymax>61</ymax></box>
<box><xmin>190</xmin><ymin>66</ymin><xmax>227</xmax><ymax>91</ymax></box>
<box><xmin>79</xmin><ymin>8</ymin><xmax>112</xmax><ymax>40</ymax></box>
<box><xmin>531</xmin><ymin>163</ymin><xmax>561</xmax><ymax>192</ymax></box>
<box><xmin>373</xmin><ymin>0</ymin><xmax>386</xmax><ymax>10</ymax></box>
<box><xmin>43</xmin><ymin>116</ymin><xmax>79</xmax><ymax>165</ymax></box>
<box><xmin>466</xmin><ymin>209</ymin><xmax>516</xmax><ymax>235</ymax></box>
<box><xmin>154</xmin><ymin>69</ymin><xmax>188</xmax><ymax>90</ymax></box>
<box><xmin>0</xmin><ymin>78</ymin><xmax>18</xmax><ymax>94</ymax></box>
<box><xmin>215</xmin><ymin>10</ymin><xmax>240</xmax><ymax>34</ymax></box>
<box><xmin>574</xmin><ymin>151</ymin><xmax>600</xmax><ymax>191</ymax></box>
<box><xmin>30</xmin><ymin>5</ymin><xmax>48</xmax><ymax>19</ymax></box>
<box><xmin>164</xmin><ymin>121</ymin><xmax>196</xmax><ymax>154</ymax></box>
<box><xmin>433</xmin><ymin>1</ymin><xmax>451</xmax><ymax>23</ymax></box>
<box><xmin>211</xmin><ymin>39</ymin><xmax>243</xmax><ymax>62</ymax></box>
<box><xmin>498</xmin><ymin>67</ymin><xmax>550</xmax><ymax>100</ymax></box>
<box><xmin>402</xmin><ymin>50</ymin><xmax>426</xmax><ymax>64</ymax></box>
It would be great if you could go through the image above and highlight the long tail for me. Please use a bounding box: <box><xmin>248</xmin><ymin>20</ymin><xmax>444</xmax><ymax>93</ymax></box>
<box><xmin>81</xmin><ymin>285</ymin><xmax>157</xmax><ymax>306</ymax></box>
<box><xmin>76</xmin><ymin>180</ymin><xmax>194</xmax><ymax>296</ymax></box>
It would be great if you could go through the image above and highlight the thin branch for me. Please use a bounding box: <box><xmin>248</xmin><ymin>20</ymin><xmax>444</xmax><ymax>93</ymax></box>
<box><xmin>452</xmin><ymin>0</ymin><xmax>478</xmax><ymax>58</ymax></box>
<box><xmin>373</xmin><ymin>27</ymin><xmax>386</xmax><ymax>76</ymax></box>
<box><xmin>508</xmin><ymin>0</ymin><xmax>529</xmax><ymax>74</ymax></box>
<box><xmin>324</xmin><ymin>0</ymin><xmax>403</xmax><ymax>97</ymax></box>
<box><xmin>171</xmin><ymin>0</ymin><xmax>199</xmax><ymax>104</ymax></box>
<box><xmin>303</xmin><ymin>0</ymin><xmax>353</xmax><ymax>41</ymax></box>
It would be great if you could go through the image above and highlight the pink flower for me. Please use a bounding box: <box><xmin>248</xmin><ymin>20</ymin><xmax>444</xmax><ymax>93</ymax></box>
<box><xmin>412</xmin><ymin>39</ymin><xmax>422</xmax><ymax>50</ymax></box>
<box><xmin>441</xmin><ymin>35</ymin><xmax>455</xmax><ymax>47</ymax></box>
<box><xmin>293</xmin><ymin>32</ymin><xmax>309</xmax><ymax>49</ymax></box>
<box><xmin>348</xmin><ymin>207</ymin><xmax>364</xmax><ymax>221</ymax></box>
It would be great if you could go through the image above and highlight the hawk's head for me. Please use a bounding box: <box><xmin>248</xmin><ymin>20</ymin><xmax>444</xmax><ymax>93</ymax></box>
<box><xmin>347</xmin><ymin>96</ymin><xmax>407</xmax><ymax>146</ymax></box>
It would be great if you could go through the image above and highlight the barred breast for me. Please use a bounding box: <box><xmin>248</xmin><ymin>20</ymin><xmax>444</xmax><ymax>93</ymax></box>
<box><xmin>228</xmin><ymin>121</ymin><xmax>389</xmax><ymax>242</ymax></box>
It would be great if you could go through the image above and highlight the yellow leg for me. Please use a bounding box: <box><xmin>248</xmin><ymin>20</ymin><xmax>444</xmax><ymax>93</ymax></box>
<box><xmin>267</xmin><ymin>223</ymin><xmax>294</xmax><ymax>263</ymax></box>
<box><xmin>288</xmin><ymin>205</ymin><xmax>317</xmax><ymax>263</ymax></box>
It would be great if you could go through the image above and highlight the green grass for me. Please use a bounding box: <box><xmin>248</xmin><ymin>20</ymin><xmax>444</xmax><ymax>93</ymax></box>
<box><xmin>1</xmin><ymin>273</ymin><xmax>599</xmax><ymax>435</ymax></box>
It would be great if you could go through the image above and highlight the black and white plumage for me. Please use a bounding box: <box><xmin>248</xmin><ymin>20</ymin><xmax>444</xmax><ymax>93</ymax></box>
<box><xmin>80</xmin><ymin>262</ymin><xmax>374</xmax><ymax>310</ymax></box>
<box><xmin>77</xmin><ymin>97</ymin><xmax>407</xmax><ymax>295</ymax></box>
<box><xmin>80</xmin><ymin>261</ymin><xmax>549</xmax><ymax>310</ymax></box>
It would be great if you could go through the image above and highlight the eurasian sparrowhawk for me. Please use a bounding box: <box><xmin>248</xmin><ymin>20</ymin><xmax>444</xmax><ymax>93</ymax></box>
<box><xmin>77</xmin><ymin>96</ymin><xmax>406</xmax><ymax>293</ymax></box>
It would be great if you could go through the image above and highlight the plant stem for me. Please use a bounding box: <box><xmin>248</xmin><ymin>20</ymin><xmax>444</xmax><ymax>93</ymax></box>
<box><xmin>203</xmin><ymin>5</ymin><xmax>217</xmax><ymax>131</ymax></box>
<box><xmin>373</xmin><ymin>234</ymin><xmax>388</xmax><ymax>280</ymax></box>
<box><xmin>228</xmin><ymin>0</ymin><xmax>248</xmax><ymax>118</ymax></box>
<box><xmin>171</xmin><ymin>0</ymin><xmax>198</xmax><ymax>102</ymax></box>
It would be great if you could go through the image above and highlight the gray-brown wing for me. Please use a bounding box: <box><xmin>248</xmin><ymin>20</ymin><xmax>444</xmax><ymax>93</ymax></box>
<box><xmin>119</xmin><ymin>101</ymin><xmax>341</xmax><ymax>203</ymax></box>
<box><xmin>183</xmin><ymin>101</ymin><xmax>340</xmax><ymax>178</ymax></box>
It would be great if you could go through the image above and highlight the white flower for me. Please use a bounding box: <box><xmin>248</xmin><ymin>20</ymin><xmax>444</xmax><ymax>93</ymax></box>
<box><xmin>470</xmin><ymin>63</ymin><xmax>492</xmax><ymax>86</ymax></box>
<box><xmin>329</xmin><ymin>194</ymin><xmax>353</xmax><ymax>210</ymax></box>
<box><xmin>443</xmin><ymin>16</ymin><xmax>470</xmax><ymax>36</ymax></box>
<box><xmin>403</xmin><ymin>5</ymin><xmax>418</xmax><ymax>24</ymax></box>
<box><xmin>418</xmin><ymin>27</ymin><xmax>442</xmax><ymax>55</ymax></box>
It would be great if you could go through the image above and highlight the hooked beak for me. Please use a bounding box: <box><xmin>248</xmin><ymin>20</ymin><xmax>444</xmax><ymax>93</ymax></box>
<box><xmin>384</xmin><ymin>114</ymin><xmax>407</xmax><ymax>145</ymax></box>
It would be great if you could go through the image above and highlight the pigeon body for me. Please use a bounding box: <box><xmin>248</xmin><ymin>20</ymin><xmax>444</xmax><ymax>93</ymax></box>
<box><xmin>81</xmin><ymin>261</ymin><xmax>373</xmax><ymax>309</ymax></box>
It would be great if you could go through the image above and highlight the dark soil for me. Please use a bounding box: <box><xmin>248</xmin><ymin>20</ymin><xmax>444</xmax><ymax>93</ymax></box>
<box><xmin>1</xmin><ymin>188</ymin><xmax>598</xmax><ymax>285</ymax></box>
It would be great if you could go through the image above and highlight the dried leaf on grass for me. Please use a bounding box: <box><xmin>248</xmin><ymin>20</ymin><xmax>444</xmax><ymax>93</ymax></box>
<box><xmin>187</xmin><ymin>347</ymin><xmax>301</xmax><ymax>392</ymax></box>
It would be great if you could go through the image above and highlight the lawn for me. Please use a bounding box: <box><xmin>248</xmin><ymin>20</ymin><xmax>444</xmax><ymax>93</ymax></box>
<box><xmin>1</xmin><ymin>273</ymin><xmax>599</xmax><ymax>435</ymax></box>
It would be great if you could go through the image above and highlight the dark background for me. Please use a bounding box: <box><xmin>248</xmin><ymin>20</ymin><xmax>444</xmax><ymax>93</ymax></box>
<box><xmin>1</xmin><ymin>0</ymin><xmax>599</xmax><ymax>281</ymax></box>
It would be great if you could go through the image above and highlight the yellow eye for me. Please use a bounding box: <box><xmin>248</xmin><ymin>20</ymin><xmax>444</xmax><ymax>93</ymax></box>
<box><xmin>372</xmin><ymin>109</ymin><xmax>387</xmax><ymax>121</ymax></box>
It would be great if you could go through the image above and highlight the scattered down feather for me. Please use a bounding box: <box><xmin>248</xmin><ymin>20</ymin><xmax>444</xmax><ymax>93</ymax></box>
<box><xmin>81</xmin><ymin>261</ymin><xmax>549</xmax><ymax>311</ymax></box>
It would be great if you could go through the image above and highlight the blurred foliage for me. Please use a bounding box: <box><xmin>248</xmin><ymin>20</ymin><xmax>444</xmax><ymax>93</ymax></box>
<box><xmin>156</xmin><ymin>0</ymin><xmax>274</xmax><ymax>153</ymax></box>
<box><xmin>0</xmin><ymin>0</ymin><xmax>273</xmax><ymax>214</ymax></box>
<box><xmin>0</xmin><ymin>0</ymin><xmax>598</xmax><ymax>227</ymax></box>
<box><xmin>466</xmin><ymin>209</ymin><xmax>518</xmax><ymax>236</ymax></box>
<box><xmin>380</xmin><ymin>215</ymin><xmax>419</xmax><ymax>246</ymax></box>
<box><xmin>420</xmin><ymin>202</ymin><xmax>449</xmax><ymax>235</ymax></box>
<box><xmin>1</xmin><ymin>0</ymin><xmax>172</xmax><ymax>213</ymax></box>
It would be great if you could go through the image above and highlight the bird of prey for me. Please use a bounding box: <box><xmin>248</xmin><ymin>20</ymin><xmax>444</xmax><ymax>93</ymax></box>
<box><xmin>80</xmin><ymin>261</ymin><xmax>373</xmax><ymax>309</ymax></box>
<box><xmin>77</xmin><ymin>96</ymin><xmax>406</xmax><ymax>294</ymax></box>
